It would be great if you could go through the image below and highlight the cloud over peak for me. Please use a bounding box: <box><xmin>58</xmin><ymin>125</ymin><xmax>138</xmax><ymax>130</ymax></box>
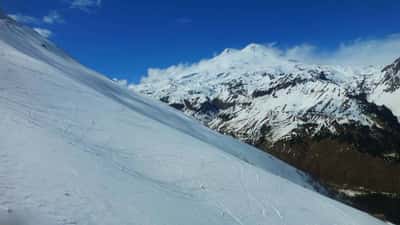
<box><xmin>228</xmin><ymin>35</ymin><xmax>400</xmax><ymax>67</ymax></box>
<box><xmin>321</xmin><ymin>34</ymin><xmax>400</xmax><ymax>66</ymax></box>
<box><xmin>144</xmin><ymin>34</ymin><xmax>400</xmax><ymax>82</ymax></box>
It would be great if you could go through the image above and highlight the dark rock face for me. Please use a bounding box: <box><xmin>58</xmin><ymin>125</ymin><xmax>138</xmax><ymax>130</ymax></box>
<box><xmin>169</xmin><ymin>102</ymin><xmax>185</xmax><ymax>110</ymax></box>
<box><xmin>259</xmin><ymin>133</ymin><xmax>400</xmax><ymax>193</ymax></box>
<box><xmin>252</xmin><ymin>76</ymin><xmax>309</xmax><ymax>98</ymax></box>
<box><xmin>381</xmin><ymin>57</ymin><xmax>400</xmax><ymax>92</ymax></box>
<box><xmin>345</xmin><ymin>193</ymin><xmax>400</xmax><ymax>224</ymax></box>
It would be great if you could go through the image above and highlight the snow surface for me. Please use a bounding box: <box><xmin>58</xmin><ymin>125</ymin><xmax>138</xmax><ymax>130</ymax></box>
<box><xmin>371</xmin><ymin>86</ymin><xmax>400</xmax><ymax>119</ymax></box>
<box><xmin>0</xmin><ymin>15</ymin><xmax>387</xmax><ymax>225</ymax></box>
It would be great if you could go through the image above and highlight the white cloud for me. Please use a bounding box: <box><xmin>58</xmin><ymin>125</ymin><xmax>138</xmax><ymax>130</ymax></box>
<box><xmin>7</xmin><ymin>13</ymin><xmax>39</xmax><ymax>24</ymax></box>
<box><xmin>323</xmin><ymin>35</ymin><xmax>400</xmax><ymax>66</ymax></box>
<box><xmin>43</xmin><ymin>11</ymin><xmax>64</xmax><ymax>24</ymax></box>
<box><xmin>70</xmin><ymin>0</ymin><xmax>102</xmax><ymax>11</ymax></box>
<box><xmin>281</xmin><ymin>35</ymin><xmax>400</xmax><ymax>66</ymax></box>
<box><xmin>33</xmin><ymin>28</ymin><xmax>53</xmax><ymax>38</ymax></box>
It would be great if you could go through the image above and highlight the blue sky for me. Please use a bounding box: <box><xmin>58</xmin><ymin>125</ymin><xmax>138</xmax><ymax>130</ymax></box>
<box><xmin>3</xmin><ymin>0</ymin><xmax>400</xmax><ymax>83</ymax></box>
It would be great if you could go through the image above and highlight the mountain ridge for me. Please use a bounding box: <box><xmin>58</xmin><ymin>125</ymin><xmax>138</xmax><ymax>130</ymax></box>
<box><xmin>135</xmin><ymin>42</ymin><xmax>400</xmax><ymax>146</ymax></box>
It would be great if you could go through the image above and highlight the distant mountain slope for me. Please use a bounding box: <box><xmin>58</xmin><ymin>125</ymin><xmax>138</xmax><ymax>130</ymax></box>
<box><xmin>135</xmin><ymin>43</ymin><xmax>400</xmax><ymax>218</ymax></box>
<box><xmin>0</xmin><ymin>13</ymin><xmax>388</xmax><ymax>225</ymax></box>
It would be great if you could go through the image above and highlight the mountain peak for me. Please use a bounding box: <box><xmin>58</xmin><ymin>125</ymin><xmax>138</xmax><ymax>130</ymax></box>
<box><xmin>389</xmin><ymin>57</ymin><xmax>400</xmax><ymax>74</ymax></box>
<box><xmin>242</xmin><ymin>43</ymin><xmax>267</xmax><ymax>52</ymax></box>
<box><xmin>218</xmin><ymin>43</ymin><xmax>281</xmax><ymax>59</ymax></box>
<box><xmin>220</xmin><ymin>48</ymin><xmax>238</xmax><ymax>55</ymax></box>
<box><xmin>218</xmin><ymin>43</ymin><xmax>272</xmax><ymax>57</ymax></box>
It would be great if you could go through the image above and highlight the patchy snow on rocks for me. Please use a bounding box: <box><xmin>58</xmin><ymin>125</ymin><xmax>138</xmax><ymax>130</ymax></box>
<box><xmin>135</xmin><ymin>43</ymin><xmax>395</xmax><ymax>144</ymax></box>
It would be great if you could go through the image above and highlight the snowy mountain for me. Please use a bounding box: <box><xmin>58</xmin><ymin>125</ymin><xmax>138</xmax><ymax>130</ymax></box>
<box><xmin>136</xmin><ymin>44</ymin><xmax>382</xmax><ymax>142</ymax></box>
<box><xmin>135</xmin><ymin>43</ymin><xmax>400</xmax><ymax>215</ymax></box>
<box><xmin>0</xmin><ymin>12</ymin><xmax>390</xmax><ymax>225</ymax></box>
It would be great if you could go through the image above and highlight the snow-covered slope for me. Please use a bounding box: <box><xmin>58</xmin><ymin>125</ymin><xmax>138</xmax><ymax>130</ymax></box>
<box><xmin>0</xmin><ymin>15</ymin><xmax>387</xmax><ymax>225</ymax></box>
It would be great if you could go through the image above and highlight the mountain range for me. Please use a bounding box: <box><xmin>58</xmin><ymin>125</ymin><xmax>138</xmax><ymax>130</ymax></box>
<box><xmin>135</xmin><ymin>43</ymin><xmax>400</xmax><ymax>223</ymax></box>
